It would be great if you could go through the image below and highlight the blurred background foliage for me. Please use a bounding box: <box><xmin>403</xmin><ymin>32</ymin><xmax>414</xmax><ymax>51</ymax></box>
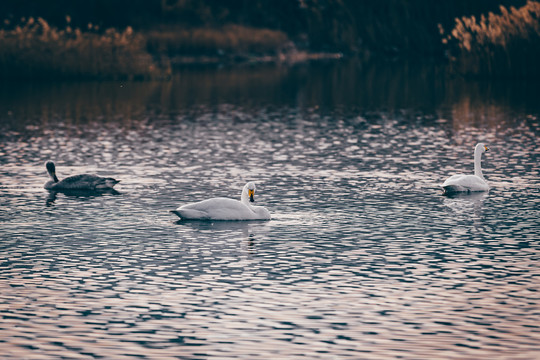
<box><xmin>0</xmin><ymin>0</ymin><xmax>537</xmax><ymax>79</ymax></box>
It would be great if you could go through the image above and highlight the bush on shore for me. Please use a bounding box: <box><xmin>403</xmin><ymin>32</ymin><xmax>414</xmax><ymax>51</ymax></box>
<box><xmin>146</xmin><ymin>24</ymin><xmax>289</xmax><ymax>58</ymax></box>
<box><xmin>0</xmin><ymin>1</ymin><xmax>538</xmax><ymax>80</ymax></box>
<box><xmin>0</xmin><ymin>17</ymin><xmax>167</xmax><ymax>80</ymax></box>
<box><xmin>0</xmin><ymin>16</ymin><xmax>291</xmax><ymax>79</ymax></box>
<box><xmin>444</xmin><ymin>0</ymin><xmax>540</xmax><ymax>78</ymax></box>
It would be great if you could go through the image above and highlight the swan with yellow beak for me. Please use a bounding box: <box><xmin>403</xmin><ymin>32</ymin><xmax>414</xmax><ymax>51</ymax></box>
<box><xmin>172</xmin><ymin>182</ymin><xmax>271</xmax><ymax>220</ymax></box>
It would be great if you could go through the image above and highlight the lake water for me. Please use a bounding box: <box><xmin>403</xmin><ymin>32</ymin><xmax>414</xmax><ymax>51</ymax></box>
<box><xmin>1</xmin><ymin>60</ymin><xmax>539</xmax><ymax>359</ymax></box>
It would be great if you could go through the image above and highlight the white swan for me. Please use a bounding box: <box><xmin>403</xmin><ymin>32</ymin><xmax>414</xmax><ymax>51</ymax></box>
<box><xmin>172</xmin><ymin>182</ymin><xmax>271</xmax><ymax>220</ymax></box>
<box><xmin>44</xmin><ymin>161</ymin><xmax>119</xmax><ymax>191</ymax></box>
<box><xmin>441</xmin><ymin>143</ymin><xmax>490</xmax><ymax>194</ymax></box>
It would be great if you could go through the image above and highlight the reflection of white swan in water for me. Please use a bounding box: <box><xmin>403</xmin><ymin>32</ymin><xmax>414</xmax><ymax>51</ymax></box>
<box><xmin>441</xmin><ymin>143</ymin><xmax>490</xmax><ymax>195</ymax></box>
<box><xmin>171</xmin><ymin>182</ymin><xmax>271</xmax><ymax>220</ymax></box>
<box><xmin>177</xmin><ymin>220</ymin><xmax>253</xmax><ymax>231</ymax></box>
<box><xmin>177</xmin><ymin>219</ymin><xmax>258</xmax><ymax>252</ymax></box>
<box><xmin>443</xmin><ymin>191</ymin><xmax>487</xmax><ymax>215</ymax></box>
<box><xmin>44</xmin><ymin>161</ymin><xmax>119</xmax><ymax>191</ymax></box>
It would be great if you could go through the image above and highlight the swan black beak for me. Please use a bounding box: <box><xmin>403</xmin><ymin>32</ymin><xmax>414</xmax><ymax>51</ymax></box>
<box><xmin>484</xmin><ymin>145</ymin><xmax>489</xmax><ymax>152</ymax></box>
<box><xmin>248</xmin><ymin>189</ymin><xmax>255</xmax><ymax>202</ymax></box>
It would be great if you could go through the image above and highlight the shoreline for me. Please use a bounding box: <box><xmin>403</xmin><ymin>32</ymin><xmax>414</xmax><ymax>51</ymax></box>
<box><xmin>1</xmin><ymin>0</ymin><xmax>538</xmax><ymax>81</ymax></box>
<box><xmin>167</xmin><ymin>51</ymin><xmax>345</xmax><ymax>68</ymax></box>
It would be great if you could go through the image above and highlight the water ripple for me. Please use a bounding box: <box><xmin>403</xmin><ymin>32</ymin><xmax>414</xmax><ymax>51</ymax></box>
<box><xmin>1</xmin><ymin>87</ymin><xmax>539</xmax><ymax>358</ymax></box>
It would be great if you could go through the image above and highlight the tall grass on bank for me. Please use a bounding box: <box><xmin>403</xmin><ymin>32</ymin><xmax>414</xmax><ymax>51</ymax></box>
<box><xmin>0</xmin><ymin>17</ymin><xmax>167</xmax><ymax>80</ymax></box>
<box><xmin>444</xmin><ymin>0</ymin><xmax>540</xmax><ymax>78</ymax></box>
<box><xmin>2</xmin><ymin>0</ymin><xmax>525</xmax><ymax>57</ymax></box>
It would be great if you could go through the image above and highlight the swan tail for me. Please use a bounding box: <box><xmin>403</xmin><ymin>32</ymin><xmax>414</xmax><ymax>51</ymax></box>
<box><xmin>105</xmin><ymin>178</ymin><xmax>120</xmax><ymax>187</ymax></box>
<box><xmin>96</xmin><ymin>178</ymin><xmax>120</xmax><ymax>189</ymax></box>
<box><xmin>442</xmin><ymin>184</ymin><xmax>468</xmax><ymax>195</ymax></box>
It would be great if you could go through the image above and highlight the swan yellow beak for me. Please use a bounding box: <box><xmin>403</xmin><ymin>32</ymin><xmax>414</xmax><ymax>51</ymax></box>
<box><xmin>248</xmin><ymin>189</ymin><xmax>255</xmax><ymax>202</ymax></box>
<box><xmin>484</xmin><ymin>145</ymin><xmax>489</xmax><ymax>152</ymax></box>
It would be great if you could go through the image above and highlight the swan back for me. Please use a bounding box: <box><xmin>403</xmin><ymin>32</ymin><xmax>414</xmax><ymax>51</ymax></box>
<box><xmin>441</xmin><ymin>143</ymin><xmax>489</xmax><ymax>194</ymax></box>
<box><xmin>44</xmin><ymin>161</ymin><xmax>119</xmax><ymax>191</ymax></box>
<box><xmin>442</xmin><ymin>174</ymin><xmax>489</xmax><ymax>193</ymax></box>
<box><xmin>173</xmin><ymin>182</ymin><xmax>270</xmax><ymax>221</ymax></box>
<box><xmin>49</xmin><ymin>174</ymin><xmax>119</xmax><ymax>191</ymax></box>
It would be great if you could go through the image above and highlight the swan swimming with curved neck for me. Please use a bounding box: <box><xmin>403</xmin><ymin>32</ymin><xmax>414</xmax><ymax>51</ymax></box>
<box><xmin>172</xmin><ymin>182</ymin><xmax>271</xmax><ymax>220</ymax></box>
<box><xmin>44</xmin><ymin>161</ymin><xmax>119</xmax><ymax>191</ymax></box>
<box><xmin>441</xmin><ymin>143</ymin><xmax>490</xmax><ymax>194</ymax></box>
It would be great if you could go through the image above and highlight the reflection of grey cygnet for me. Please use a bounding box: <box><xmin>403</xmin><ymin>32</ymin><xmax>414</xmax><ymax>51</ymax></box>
<box><xmin>44</xmin><ymin>161</ymin><xmax>119</xmax><ymax>191</ymax></box>
<box><xmin>172</xmin><ymin>182</ymin><xmax>271</xmax><ymax>220</ymax></box>
<box><xmin>442</xmin><ymin>143</ymin><xmax>490</xmax><ymax>195</ymax></box>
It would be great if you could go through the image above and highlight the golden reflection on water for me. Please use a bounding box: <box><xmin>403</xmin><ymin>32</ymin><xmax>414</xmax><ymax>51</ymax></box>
<box><xmin>1</xmin><ymin>60</ymin><xmax>538</xmax><ymax>133</ymax></box>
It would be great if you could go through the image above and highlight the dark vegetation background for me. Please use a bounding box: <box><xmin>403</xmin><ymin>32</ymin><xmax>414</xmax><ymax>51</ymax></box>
<box><xmin>0</xmin><ymin>0</ymin><xmax>537</xmax><ymax>79</ymax></box>
<box><xmin>1</xmin><ymin>0</ymin><xmax>527</xmax><ymax>54</ymax></box>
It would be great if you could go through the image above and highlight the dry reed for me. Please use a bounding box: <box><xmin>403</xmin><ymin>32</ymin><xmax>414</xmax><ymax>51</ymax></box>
<box><xmin>146</xmin><ymin>24</ymin><xmax>289</xmax><ymax>57</ymax></box>
<box><xmin>444</xmin><ymin>0</ymin><xmax>540</xmax><ymax>78</ymax></box>
<box><xmin>0</xmin><ymin>17</ymin><xmax>168</xmax><ymax>79</ymax></box>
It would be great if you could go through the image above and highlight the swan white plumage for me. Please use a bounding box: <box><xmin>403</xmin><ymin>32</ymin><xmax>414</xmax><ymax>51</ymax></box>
<box><xmin>441</xmin><ymin>143</ymin><xmax>490</xmax><ymax>194</ymax></box>
<box><xmin>44</xmin><ymin>161</ymin><xmax>119</xmax><ymax>191</ymax></box>
<box><xmin>172</xmin><ymin>182</ymin><xmax>271</xmax><ymax>220</ymax></box>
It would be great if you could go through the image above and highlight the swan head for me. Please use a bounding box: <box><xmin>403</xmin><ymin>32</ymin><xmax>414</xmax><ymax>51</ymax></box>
<box><xmin>242</xmin><ymin>182</ymin><xmax>256</xmax><ymax>203</ymax></box>
<box><xmin>45</xmin><ymin>161</ymin><xmax>59</xmax><ymax>182</ymax></box>
<box><xmin>476</xmin><ymin>143</ymin><xmax>489</xmax><ymax>153</ymax></box>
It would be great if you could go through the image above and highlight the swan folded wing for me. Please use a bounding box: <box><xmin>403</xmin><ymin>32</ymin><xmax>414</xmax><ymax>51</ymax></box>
<box><xmin>442</xmin><ymin>174</ymin><xmax>489</xmax><ymax>193</ymax></box>
<box><xmin>53</xmin><ymin>174</ymin><xmax>118</xmax><ymax>190</ymax></box>
<box><xmin>171</xmin><ymin>208</ymin><xmax>211</xmax><ymax>220</ymax></box>
<box><xmin>175</xmin><ymin>197</ymin><xmax>264</xmax><ymax>220</ymax></box>
<box><xmin>252</xmin><ymin>205</ymin><xmax>271</xmax><ymax>220</ymax></box>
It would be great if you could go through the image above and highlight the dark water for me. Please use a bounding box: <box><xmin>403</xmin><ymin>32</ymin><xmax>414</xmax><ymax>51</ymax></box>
<box><xmin>1</xmin><ymin>60</ymin><xmax>539</xmax><ymax>359</ymax></box>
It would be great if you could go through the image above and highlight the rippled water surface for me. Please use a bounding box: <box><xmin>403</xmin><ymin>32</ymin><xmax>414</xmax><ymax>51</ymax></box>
<box><xmin>1</xmin><ymin>61</ymin><xmax>539</xmax><ymax>359</ymax></box>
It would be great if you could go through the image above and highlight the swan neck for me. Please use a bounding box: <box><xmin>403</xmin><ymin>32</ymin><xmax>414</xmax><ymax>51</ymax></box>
<box><xmin>474</xmin><ymin>146</ymin><xmax>483</xmax><ymax>178</ymax></box>
<box><xmin>241</xmin><ymin>191</ymin><xmax>251</xmax><ymax>206</ymax></box>
<box><xmin>48</xmin><ymin>171</ymin><xmax>59</xmax><ymax>183</ymax></box>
